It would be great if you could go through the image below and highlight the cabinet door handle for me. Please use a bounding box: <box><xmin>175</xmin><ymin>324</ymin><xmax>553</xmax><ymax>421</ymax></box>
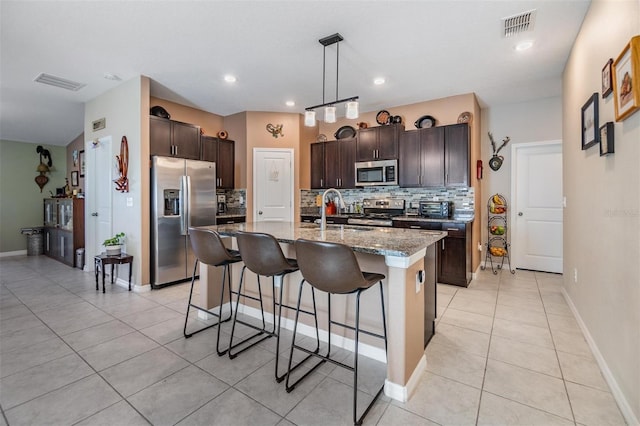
<box><xmin>320</xmin><ymin>178</ymin><xmax>323</xmax><ymax>187</ymax></box>
<box><xmin>219</xmin><ymin>178</ymin><xmax>222</xmax><ymax>187</ymax></box>
<box><xmin>174</xmin><ymin>145</ymin><xmax>178</xmax><ymax>156</ymax></box>
<box><xmin>410</xmin><ymin>225</ymin><xmax>421</xmax><ymax>229</ymax></box>
<box><xmin>442</xmin><ymin>240</ymin><xmax>445</xmax><ymax>250</ymax></box>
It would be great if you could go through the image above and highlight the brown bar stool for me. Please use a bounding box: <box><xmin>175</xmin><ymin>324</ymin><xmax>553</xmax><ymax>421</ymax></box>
<box><xmin>231</xmin><ymin>231</ymin><xmax>320</xmax><ymax>382</ymax></box>
<box><xmin>287</xmin><ymin>238</ymin><xmax>388</xmax><ymax>426</ymax></box>
<box><xmin>185</xmin><ymin>228</ymin><xmax>242</xmax><ymax>356</ymax></box>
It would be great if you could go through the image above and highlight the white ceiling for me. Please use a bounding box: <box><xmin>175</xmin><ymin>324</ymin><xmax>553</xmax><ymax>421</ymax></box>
<box><xmin>0</xmin><ymin>0</ymin><xmax>590</xmax><ymax>146</ymax></box>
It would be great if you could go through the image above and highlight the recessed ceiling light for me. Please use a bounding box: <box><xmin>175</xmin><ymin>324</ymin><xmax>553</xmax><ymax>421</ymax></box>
<box><xmin>103</xmin><ymin>72</ymin><xmax>121</xmax><ymax>81</ymax></box>
<box><xmin>224</xmin><ymin>75</ymin><xmax>237</xmax><ymax>83</ymax></box>
<box><xmin>285</xmin><ymin>100</ymin><xmax>295</xmax><ymax>107</ymax></box>
<box><xmin>374</xmin><ymin>77</ymin><xmax>386</xmax><ymax>85</ymax></box>
<box><xmin>515</xmin><ymin>40</ymin><xmax>534</xmax><ymax>51</ymax></box>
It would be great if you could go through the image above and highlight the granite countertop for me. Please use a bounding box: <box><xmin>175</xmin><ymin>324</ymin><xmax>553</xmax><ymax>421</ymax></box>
<box><xmin>300</xmin><ymin>213</ymin><xmax>474</xmax><ymax>224</ymax></box>
<box><xmin>199</xmin><ymin>221</ymin><xmax>447</xmax><ymax>258</ymax></box>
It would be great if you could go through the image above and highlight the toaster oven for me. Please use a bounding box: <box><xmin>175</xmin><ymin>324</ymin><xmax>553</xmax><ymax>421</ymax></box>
<box><xmin>419</xmin><ymin>201</ymin><xmax>453</xmax><ymax>219</ymax></box>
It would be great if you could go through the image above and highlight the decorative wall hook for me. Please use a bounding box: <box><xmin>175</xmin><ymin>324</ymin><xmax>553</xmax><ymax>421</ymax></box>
<box><xmin>114</xmin><ymin>136</ymin><xmax>129</xmax><ymax>192</ymax></box>
<box><xmin>488</xmin><ymin>132</ymin><xmax>510</xmax><ymax>171</ymax></box>
<box><xmin>266</xmin><ymin>123</ymin><xmax>284</xmax><ymax>138</ymax></box>
<box><xmin>35</xmin><ymin>145</ymin><xmax>52</xmax><ymax>192</ymax></box>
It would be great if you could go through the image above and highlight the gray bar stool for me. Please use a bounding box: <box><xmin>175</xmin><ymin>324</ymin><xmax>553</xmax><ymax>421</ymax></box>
<box><xmin>230</xmin><ymin>231</ymin><xmax>320</xmax><ymax>382</ymax></box>
<box><xmin>287</xmin><ymin>238</ymin><xmax>388</xmax><ymax>426</ymax></box>
<box><xmin>184</xmin><ymin>228</ymin><xmax>242</xmax><ymax>356</ymax></box>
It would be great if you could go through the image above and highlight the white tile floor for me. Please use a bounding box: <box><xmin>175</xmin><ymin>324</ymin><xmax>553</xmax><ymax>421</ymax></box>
<box><xmin>0</xmin><ymin>255</ymin><xmax>627</xmax><ymax>425</ymax></box>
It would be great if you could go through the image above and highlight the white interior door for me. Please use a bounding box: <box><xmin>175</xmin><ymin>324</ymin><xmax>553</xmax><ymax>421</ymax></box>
<box><xmin>511</xmin><ymin>141</ymin><xmax>563</xmax><ymax>273</ymax></box>
<box><xmin>86</xmin><ymin>137</ymin><xmax>112</xmax><ymax>268</ymax></box>
<box><xmin>253</xmin><ymin>148</ymin><xmax>293</xmax><ymax>222</ymax></box>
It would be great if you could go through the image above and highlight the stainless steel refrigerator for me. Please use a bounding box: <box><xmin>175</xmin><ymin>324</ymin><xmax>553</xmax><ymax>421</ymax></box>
<box><xmin>151</xmin><ymin>156</ymin><xmax>216</xmax><ymax>288</ymax></box>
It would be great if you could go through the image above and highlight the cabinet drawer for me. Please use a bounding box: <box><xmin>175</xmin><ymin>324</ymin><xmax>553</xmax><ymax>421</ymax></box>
<box><xmin>393</xmin><ymin>220</ymin><xmax>441</xmax><ymax>230</ymax></box>
<box><xmin>300</xmin><ymin>215</ymin><xmax>317</xmax><ymax>223</ymax></box>
<box><xmin>441</xmin><ymin>223</ymin><xmax>466</xmax><ymax>237</ymax></box>
<box><xmin>217</xmin><ymin>216</ymin><xmax>245</xmax><ymax>225</ymax></box>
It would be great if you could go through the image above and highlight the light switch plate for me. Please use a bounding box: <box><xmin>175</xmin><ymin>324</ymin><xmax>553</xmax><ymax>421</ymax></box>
<box><xmin>126</xmin><ymin>197</ymin><xmax>133</xmax><ymax>207</ymax></box>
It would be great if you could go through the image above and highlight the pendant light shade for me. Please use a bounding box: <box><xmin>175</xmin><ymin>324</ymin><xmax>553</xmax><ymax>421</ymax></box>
<box><xmin>345</xmin><ymin>101</ymin><xmax>359</xmax><ymax>119</ymax></box>
<box><xmin>324</xmin><ymin>106</ymin><xmax>336</xmax><ymax>123</ymax></box>
<box><xmin>304</xmin><ymin>110</ymin><xmax>316</xmax><ymax>127</ymax></box>
<box><xmin>305</xmin><ymin>33</ymin><xmax>359</xmax><ymax>125</ymax></box>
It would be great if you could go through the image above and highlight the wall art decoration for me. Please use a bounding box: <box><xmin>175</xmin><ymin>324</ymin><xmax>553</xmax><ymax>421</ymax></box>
<box><xmin>602</xmin><ymin>58</ymin><xmax>613</xmax><ymax>98</ymax></box>
<box><xmin>613</xmin><ymin>35</ymin><xmax>640</xmax><ymax>121</ymax></box>
<box><xmin>79</xmin><ymin>150</ymin><xmax>86</xmax><ymax>177</ymax></box>
<box><xmin>581</xmin><ymin>93</ymin><xmax>599</xmax><ymax>150</ymax></box>
<box><xmin>266</xmin><ymin>123</ymin><xmax>284</xmax><ymax>138</ymax></box>
<box><xmin>71</xmin><ymin>171</ymin><xmax>79</xmax><ymax>187</ymax></box>
<box><xmin>599</xmin><ymin>122</ymin><xmax>615</xmax><ymax>156</ymax></box>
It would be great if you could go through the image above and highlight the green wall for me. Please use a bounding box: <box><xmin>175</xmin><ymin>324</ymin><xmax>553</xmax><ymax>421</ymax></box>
<box><xmin>0</xmin><ymin>140</ymin><xmax>67</xmax><ymax>253</ymax></box>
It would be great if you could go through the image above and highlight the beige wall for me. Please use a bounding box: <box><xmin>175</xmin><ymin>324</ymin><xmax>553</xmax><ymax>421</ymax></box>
<box><xmin>84</xmin><ymin>76</ymin><xmax>147</xmax><ymax>286</ymax></box>
<box><xmin>150</xmin><ymin>97</ymin><xmax>224</xmax><ymax>137</ymax></box>
<box><xmin>480</xmin><ymin>96</ymin><xmax>563</xmax><ymax>249</ymax></box>
<box><xmin>562</xmin><ymin>0</ymin><xmax>640</xmax><ymax>423</ymax></box>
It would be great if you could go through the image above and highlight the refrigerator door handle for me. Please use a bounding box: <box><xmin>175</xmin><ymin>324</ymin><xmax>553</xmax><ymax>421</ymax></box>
<box><xmin>186</xmin><ymin>175</ymin><xmax>192</xmax><ymax>232</ymax></box>
<box><xmin>180</xmin><ymin>175</ymin><xmax>189</xmax><ymax>235</ymax></box>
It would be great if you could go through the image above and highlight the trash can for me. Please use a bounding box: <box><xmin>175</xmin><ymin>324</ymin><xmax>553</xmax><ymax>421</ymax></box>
<box><xmin>75</xmin><ymin>248</ymin><xmax>85</xmax><ymax>269</ymax></box>
<box><xmin>20</xmin><ymin>227</ymin><xmax>44</xmax><ymax>256</ymax></box>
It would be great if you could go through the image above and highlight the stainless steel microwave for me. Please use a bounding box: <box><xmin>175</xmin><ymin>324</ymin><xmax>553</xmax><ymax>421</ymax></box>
<box><xmin>355</xmin><ymin>159</ymin><xmax>398</xmax><ymax>186</ymax></box>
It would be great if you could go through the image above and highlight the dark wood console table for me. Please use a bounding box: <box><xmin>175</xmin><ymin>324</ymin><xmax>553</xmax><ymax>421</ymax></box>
<box><xmin>94</xmin><ymin>252</ymin><xmax>133</xmax><ymax>293</ymax></box>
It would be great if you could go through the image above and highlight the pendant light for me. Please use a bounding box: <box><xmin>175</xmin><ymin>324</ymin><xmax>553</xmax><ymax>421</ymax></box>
<box><xmin>304</xmin><ymin>33</ymin><xmax>359</xmax><ymax>126</ymax></box>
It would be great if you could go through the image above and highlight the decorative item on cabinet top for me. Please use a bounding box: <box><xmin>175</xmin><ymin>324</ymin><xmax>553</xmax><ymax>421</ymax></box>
<box><xmin>488</xmin><ymin>132</ymin><xmax>510</xmax><ymax>171</ymax></box>
<box><xmin>414</xmin><ymin>115</ymin><xmax>436</xmax><ymax>129</ymax></box>
<box><xmin>150</xmin><ymin>105</ymin><xmax>170</xmax><ymax>119</ymax></box>
<box><xmin>376</xmin><ymin>110</ymin><xmax>391</xmax><ymax>125</ymax></box>
<box><xmin>217</xmin><ymin>130</ymin><xmax>229</xmax><ymax>140</ymax></box>
<box><xmin>457</xmin><ymin>111</ymin><xmax>473</xmax><ymax>124</ymax></box>
<box><xmin>266</xmin><ymin>124</ymin><xmax>284</xmax><ymax>138</ymax></box>
<box><xmin>34</xmin><ymin>145</ymin><xmax>53</xmax><ymax>192</ymax></box>
<box><xmin>334</xmin><ymin>125</ymin><xmax>356</xmax><ymax>139</ymax></box>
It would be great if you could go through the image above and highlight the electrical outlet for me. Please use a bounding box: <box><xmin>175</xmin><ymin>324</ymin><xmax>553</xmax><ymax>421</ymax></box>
<box><xmin>563</xmin><ymin>196</ymin><xmax>567</xmax><ymax>208</ymax></box>
<box><xmin>574</xmin><ymin>267</ymin><xmax>578</xmax><ymax>283</ymax></box>
<box><xmin>478</xmin><ymin>242</ymin><xmax>483</xmax><ymax>252</ymax></box>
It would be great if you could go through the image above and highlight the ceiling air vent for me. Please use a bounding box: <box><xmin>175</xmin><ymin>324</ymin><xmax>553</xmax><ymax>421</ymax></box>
<box><xmin>502</xmin><ymin>9</ymin><xmax>536</xmax><ymax>38</ymax></box>
<box><xmin>34</xmin><ymin>73</ymin><xmax>86</xmax><ymax>91</ymax></box>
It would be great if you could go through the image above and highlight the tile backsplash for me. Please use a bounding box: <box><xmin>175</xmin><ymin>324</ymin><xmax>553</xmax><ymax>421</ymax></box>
<box><xmin>300</xmin><ymin>186</ymin><xmax>475</xmax><ymax>217</ymax></box>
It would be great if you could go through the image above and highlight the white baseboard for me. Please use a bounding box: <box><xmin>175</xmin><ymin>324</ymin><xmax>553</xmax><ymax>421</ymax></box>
<box><xmin>237</xmin><ymin>303</ymin><xmax>387</xmax><ymax>363</ymax></box>
<box><xmin>385</xmin><ymin>354</ymin><xmax>427</xmax><ymax>403</ymax></box>
<box><xmin>0</xmin><ymin>250</ymin><xmax>27</xmax><ymax>258</ymax></box>
<box><xmin>561</xmin><ymin>288</ymin><xmax>639</xmax><ymax>426</ymax></box>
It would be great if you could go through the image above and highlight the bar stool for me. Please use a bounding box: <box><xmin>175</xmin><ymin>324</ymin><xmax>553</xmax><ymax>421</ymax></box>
<box><xmin>287</xmin><ymin>238</ymin><xmax>388</xmax><ymax>426</ymax></box>
<box><xmin>184</xmin><ymin>228</ymin><xmax>242</xmax><ymax>356</ymax></box>
<box><xmin>230</xmin><ymin>231</ymin><xmax>320</xmax><ymax>382</ymax></box>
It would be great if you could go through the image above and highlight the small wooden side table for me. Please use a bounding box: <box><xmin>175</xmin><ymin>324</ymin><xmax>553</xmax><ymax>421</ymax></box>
<box><xmin>94</xmin><ymin>252</ymin><xmax>133</xmax><ymax>293</ymax></box>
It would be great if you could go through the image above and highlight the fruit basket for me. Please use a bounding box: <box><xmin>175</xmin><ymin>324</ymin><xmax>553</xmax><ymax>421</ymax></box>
<box><xmin>481</xmin><ymin>194</ymin><xmax>515</xmax><ymax>275</ymax></box>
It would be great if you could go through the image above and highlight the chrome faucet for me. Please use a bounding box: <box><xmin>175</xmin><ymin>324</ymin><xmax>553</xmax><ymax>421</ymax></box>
<box><xmin>320</xmin><ymin>188</ymin><xmax>345</xmax><ymax>231</ymax></box>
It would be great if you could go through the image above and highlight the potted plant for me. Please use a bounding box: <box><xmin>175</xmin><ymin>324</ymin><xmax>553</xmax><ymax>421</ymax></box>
<box><xmin>103</xmin><ymin>232</ymin><xmax>125</xmax><ymax>256</ymax></box>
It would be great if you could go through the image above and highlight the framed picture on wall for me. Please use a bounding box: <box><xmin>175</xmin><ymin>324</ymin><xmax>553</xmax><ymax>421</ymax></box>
<box><xmin>581</xmin><ymin>92</ymin><xmax>599</xmax><ymax>150</ymax></box>
<box><xmin>79</xmin><ymin>150</ymin><xmax>86</xmax><ymax>177</ymax></box>
<box><xmin>599</xmin><ymin>122</ymin><xmax>615</xmax><ymax>156</ymax></box>
<box><xmin>602</xmin><ymin>58</ymin><xmax>613</xmax><ymax>97</ymax></box>
<box><xmin>71</xmin><ymin>171</ymin><xmax>79</xmax><ymax>187</ymax></box>
<box><xmin>613</xmin><ymin>36</ymin><xmax>640</xmax><ymax>121</ymax></box>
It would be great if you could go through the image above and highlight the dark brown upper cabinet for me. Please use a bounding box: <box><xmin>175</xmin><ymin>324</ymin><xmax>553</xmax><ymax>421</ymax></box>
<box><xmin>356</xmin><ymin>124</ymin><xmax>404</xmax><ymax>162</ymax></box>
<box><xmin>399</xmin><ymin>123</ymin><xmax>468</xmax><ymax>188</ymax></box>
<box><xmin>150</xmin><ymin>116</ymin><xmax>201</xmax><ymax>160</ymax></box>
<box><xmin>201</xmin><ymin>136</ymin><xmax>235</xmax><ymax>189</ymax></box>
<box><xmin>310</xmin><ymin>138</ymin><xmax>357</xmax><ymax>189</ymax></box>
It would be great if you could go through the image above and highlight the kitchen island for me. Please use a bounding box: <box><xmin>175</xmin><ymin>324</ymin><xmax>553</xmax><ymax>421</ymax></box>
<box><xmin>196</xmin><ymin>221</ymin><xmax>446</xmax><ymax>403</ymax></box>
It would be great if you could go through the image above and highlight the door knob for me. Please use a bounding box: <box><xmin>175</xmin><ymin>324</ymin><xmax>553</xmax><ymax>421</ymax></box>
<box><xmin>258</xmin><ymin>211</ymin><xmax>263</xmax><ymax>215</ymax></box>
<box><xmin>518</xmin><ymin>212</ymin><xmax>523</xmax><ymax>216</ymax></box>
<box><xmin>91</xmin><ymin>212</ymin><xmax>99</xmax><ymax>217</ymax></box>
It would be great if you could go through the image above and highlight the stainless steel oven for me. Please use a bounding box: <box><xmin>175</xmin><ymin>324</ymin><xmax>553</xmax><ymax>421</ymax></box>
<box><xmin>355</xmin><ymin>159</ymin><xmax>398</xmax><ymax>187</ymax></box>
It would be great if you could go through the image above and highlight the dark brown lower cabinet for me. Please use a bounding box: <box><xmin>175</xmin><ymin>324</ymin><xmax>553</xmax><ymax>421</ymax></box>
<box><xmin>393</xmin><ymin>219</ymin><xmax>471</xmax><ymax>287</ymax></box>
<box><xmin>438</xmin><ymin>223</ymin><xmax>472</xmax><ymax>287</ymax></box>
